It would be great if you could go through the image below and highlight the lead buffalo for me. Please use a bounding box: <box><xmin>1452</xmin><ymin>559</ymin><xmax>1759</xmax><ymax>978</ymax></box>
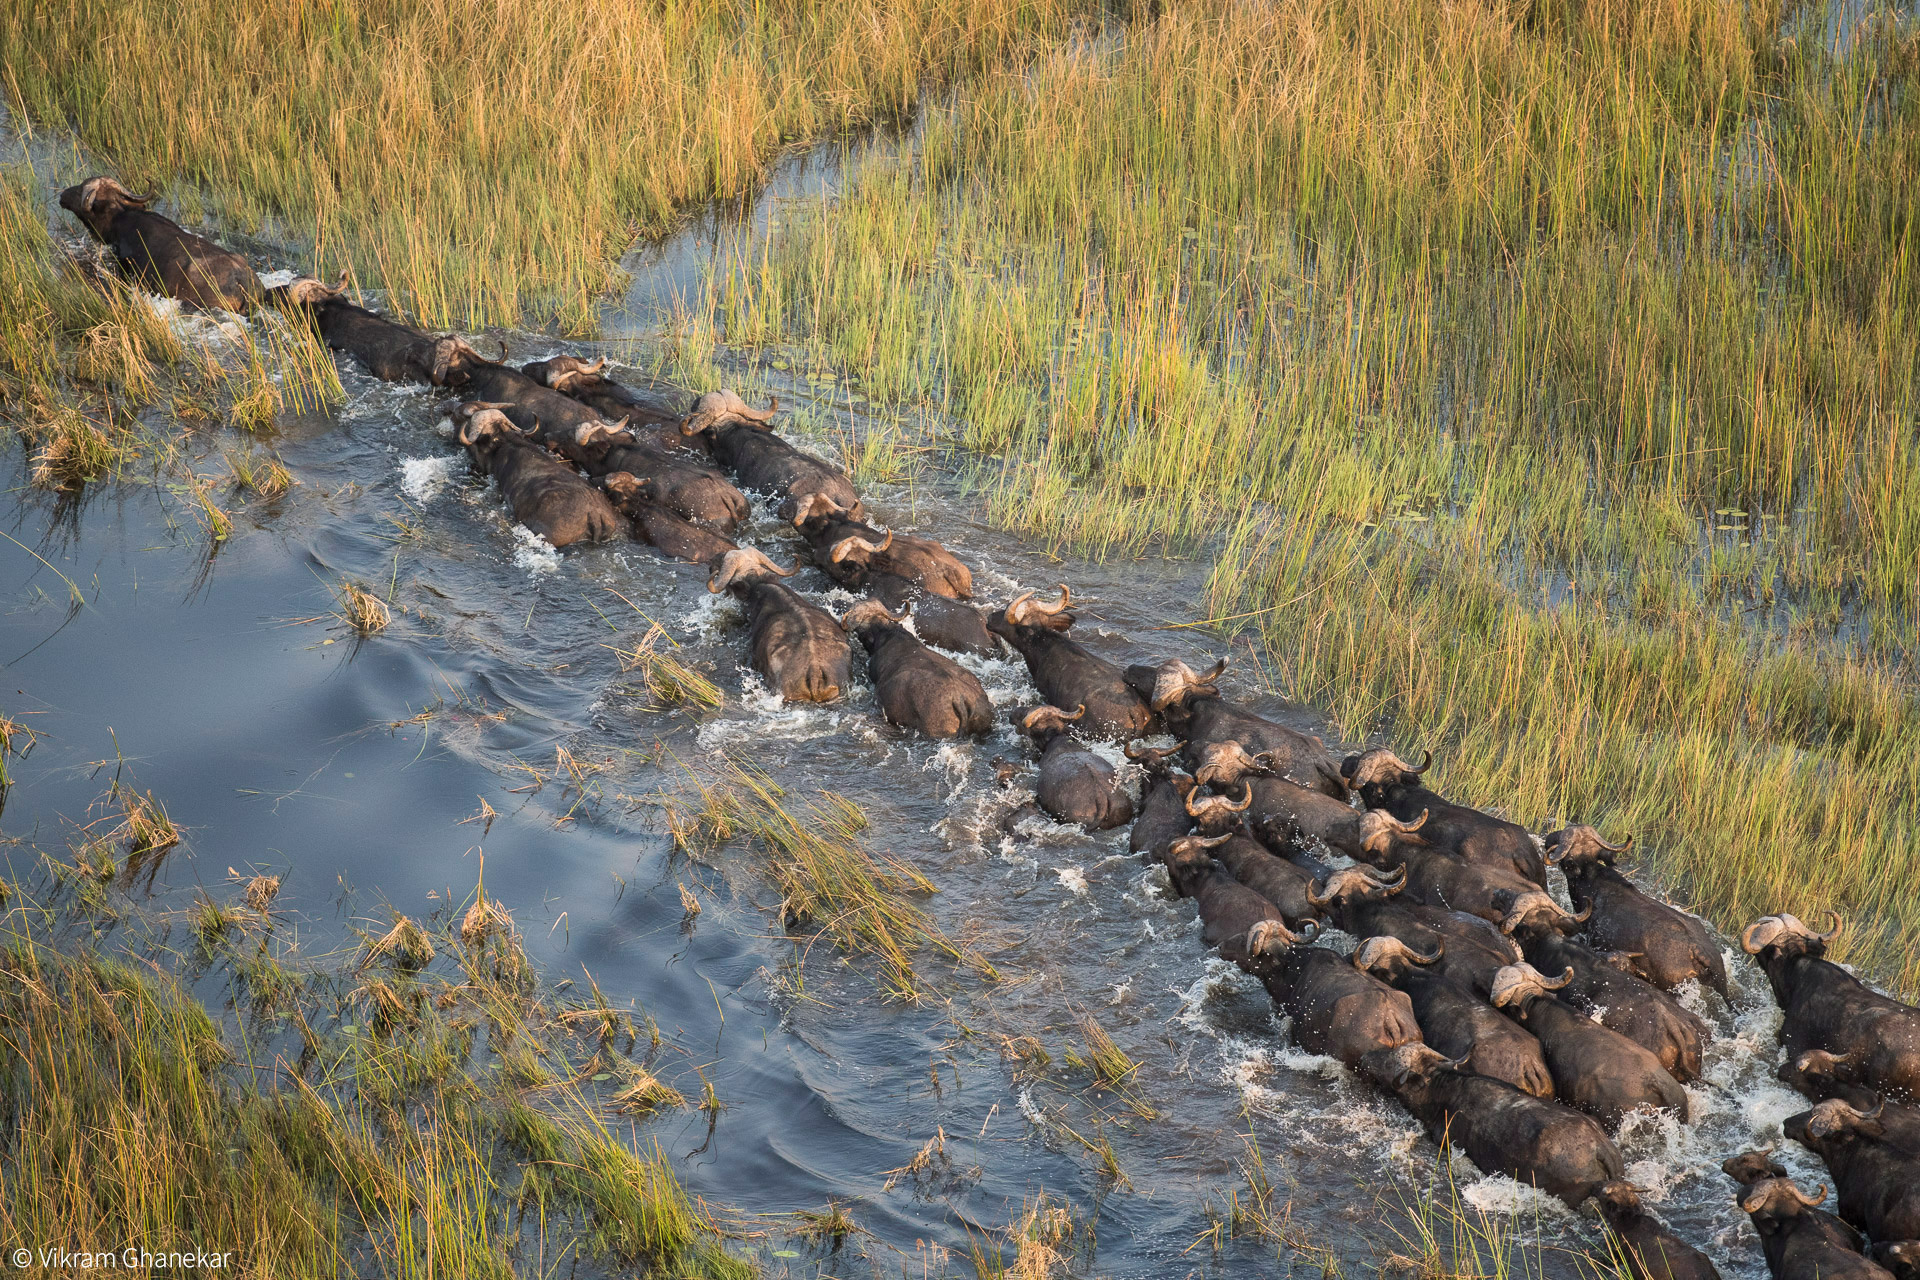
<box><xmin>1547</xmin><ymin>826</ymin><xmax>1728</xmax><ymax>999</ymax></box>
<box><xmin>680</xmin><ymin>391</ymin><xmax>864</xmax><ymax>517</ymax></box>
<box><xmin>708</xmin><ymin>549</ymin><xmax>847</xmax><ymax>703</ymax></box>
<box><xmin>1014</xmin><ymin>704</ymin><xmax>1134</xmax><ymax>830</ymax></box>
<box><xmin>989</xmin><ymin>587</ymin><xmax>1153</xmax><ymax>740</ymax></box>
<box><xmin>1127</xmin><ymin>658</ymin><xmax>1346</xmax><ymax>798</ymax></box>
<box><xmin>60</xmin><ymin>176</ymin><xmax>260</xmax><ymax>312</ymax></box>
<box><xmin>1361</xmin><ymin>1043</ymin><xmax>1625</xmax><ymax>1208</ymax></box>
<box><xmin>1489</xmin><ymin>963</ymin><xmax>1687</xmax><ymax>1129</ymax></box>
<box><xmin>1345</xmin><ymin>748</ymin><xmax>1546</xmax><ymax>887</ymax></box>
<box><xmin>1743</xmin><ymin>912</ymin><xmax>1920</xmax><ymax>1102</ymax></box>
<box><xmin>452</xmin><ymin>405</ymin><xmax>621</xmax><ymax>547</ymax></box>
<box><xmin>842</xmin><ymin>600</ymin><xmax>993</xmax><ymax>739</ymax></box>
<box><xmin>1355</xmin><ymin>936</ymin><xmax>1553</xmax><ymax>1098</ymax></box>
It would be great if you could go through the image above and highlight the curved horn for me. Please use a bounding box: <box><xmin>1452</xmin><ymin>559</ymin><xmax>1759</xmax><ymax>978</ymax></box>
<box><xmin>1305</xmin><ymin>880</ymin><xmax>1332</xmax><ymax>909</ymax></box>
<box><xmin>1036</xmin><ymin>584</ymin><xmax>1072</xmax><ymax>614</ymax></box>
<box><xmin>1396</xmin><ymin>809</ymin><xmax>1430</xmax><ymax>834</ymax></box>
<box><xmin>1544</xmin><ymin>966</ymin><xmax>1574</xmax><ymax>990</ymax></box>
<box><xmin>1816</xmin><ymin>910</ymin><xmax>1843</xmax><ymax>942</ymax></box>
<box><xmin>1792</xmin><ymin>1183</ymin><xmax>1829</xmax><ymax>1208</ymax></box>
<box><xmin>1123</xmin><ymin>740</ymin><xmax>1186</xmax><ymax>763</ymax></box>
<box><xmin>829</xmin><ymin>530</ymin><xmax>893</xmax><ymax>563</ymax></box>
<box><xmin>1740</xmin><ymin>919</ymin><xmax>1772</xmax><ymax>955</ymax></box>
<box><xmin>1361</xmin><ymin>864</ymin><xmax>1407</xmax><ymax>888</ymax></box>
<box><xmin>583</xmin><ymin>356</ymin><xmax>606</xmax><ymax>375</ymax></box>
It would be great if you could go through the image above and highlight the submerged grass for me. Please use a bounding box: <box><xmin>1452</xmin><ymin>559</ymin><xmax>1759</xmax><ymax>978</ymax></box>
<box><xmin>694</xmin><ymin>0</ymin><xmax>1920</xmax><ymax>988</ymax></box>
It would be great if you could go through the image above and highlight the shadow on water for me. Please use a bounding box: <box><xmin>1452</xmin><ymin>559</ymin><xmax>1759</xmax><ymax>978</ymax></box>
<box><xmin>0</xmin><ymin>113</ymin><xmax>1835</xmax><ymax>1280</ymax></box>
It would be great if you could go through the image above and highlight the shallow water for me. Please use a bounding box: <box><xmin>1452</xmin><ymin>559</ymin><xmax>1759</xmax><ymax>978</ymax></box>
<box><xmin>0</xmin><ymin>143</ymin><xmax>1853</xmax><ymax>1279</ymax></box>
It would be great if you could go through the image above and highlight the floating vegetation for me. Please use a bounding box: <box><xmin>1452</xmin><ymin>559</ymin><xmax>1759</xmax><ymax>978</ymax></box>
<box><xmin>333</xmin><ymin>578</ymin><xmax>391</xmax><ymax>635</ymax></box>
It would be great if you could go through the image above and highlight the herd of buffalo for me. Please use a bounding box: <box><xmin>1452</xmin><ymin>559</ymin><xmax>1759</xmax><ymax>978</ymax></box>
<box><xmin>58</xmin><ymin>174</ymin><xmax>1920</xmax><ymax>1279</ymax></box>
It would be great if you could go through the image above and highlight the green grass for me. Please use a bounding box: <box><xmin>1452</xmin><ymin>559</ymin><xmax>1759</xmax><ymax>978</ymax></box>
<box><xmin>687</xmin><ymin>0</ymin><xmax>1920</xmax><ymax>989</ymax></box>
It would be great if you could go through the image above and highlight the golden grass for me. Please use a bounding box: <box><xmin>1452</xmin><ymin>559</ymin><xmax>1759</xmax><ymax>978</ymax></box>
<box><xmin>333</xmin><ymin>578</ymin><xmax>391</xmax><ymax>635</ymax></box>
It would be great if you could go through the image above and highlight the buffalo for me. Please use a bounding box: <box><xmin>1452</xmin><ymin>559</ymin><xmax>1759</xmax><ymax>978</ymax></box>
<box><xmin>1729</xmin><ymin>1171</ymin><xmax>1885</xmax><ymax>1280</ymax></box>
<box><xmin>1362</xmin><ymin>1042</ymin><xmax>1625</xmax><ymax>1208</ymax></box>
<box><xmin>1785</xmin><ymin>1098</ymin><xmax>1920</xmax><ymax>1243</ymax></box>
<box><xmin>842</xmin><ymin>600</ymin><xmax>993</xmax><ymax>739</ymax></box>
<box><xmin>680</xmin><ymin>391</ymin><xmax>864</xmax><ymax>517</ymax></box>
<box><xmin>59</xmin><ymin>176</ymin><xmax>260</xmax><ymax>313</ymax></box>
<box><xmin>1547</xmin><ymin>826</ymin><xmax>1729</xmax><ymax>999</ymax></box>
<box><xmin>520</xmin><ymin>355</ymin><xmax>695</xmax><ymax>457</ymax></box>
<box><xmin>1127</xmin><ymin>658</ymin><xmax>1346</xmax><ymax>799</ymax></box>
<box><xmin>1592</xmin><ymin>1181</ymin><xmax>1723</xmax><ymax>1280</ymax></box>
<box><xmin>452</xmin><ymin>405</ymin><xmax>622</xmax><ymax>547</ymax></box>
<box><xmin>1743</xmin><ymin>913</ymin><xmax>1920</xmax><ymax>1102</ymax></box>
<box><xmin>1875</xmin><ymin>1244</ymin><xmax>1920</xmax><ymax>1280</ymax></box>
<box><xmin>1252</xmin><ymin>942</ymin><xmax>1425</xmax><ymax>1067</ymax></box>
<box><xmin>1013</xmin><ymin>704</ymin><xmax>1134</xmax><ymax>830</ymax></box>
<box><xmin>867</xmin><ymin>572</ymin><xmax>998</xmax><ymax>657</ymax></box>
<box><xmin>989</xmin><ymin>587</ymin><xmax>1154</xmax><ymax>740</ymax></box>
<box><xmin>1780</xmin><ymin>1052</ymin><xmax>1920</xmax><ymax>1154</ymax></box>
<box><xmin>1204</xmin><ymin>818</ymin><xmax>1326</xmax><ymax>931</ymax></box>
<box><xmin>1345</xmin><ymin>749</ymin><xmax>1547</xmax><ymax>887</ymax></box>
<box><xmin>707</xmin><ymin>549</ymin><xmax>847</xmax><ymax>703</ymax></box>
<box><xmin>1499</xmin><ymin>891</ymin><xmax>1708</xmax><ymax>1083</ymax></box>
<box><xmin>790</xmin><ymin>495</ymin><xmax>974</xmax><ymax>599</ymax></box>
<box><xmin>596</xmin><ymin>473</ymin><xmax>737</xmax><ymax>565</ymax></box>
<box><xmin>1306</xmin><ymin>865</ymin><xmax>1521</xmax><ymax>997</ymax></box>
<box><xmin>1489</xmin><ymin>963</ymin><xmax>1688</xmax><ymax>1129</ymax></box>
<box><xmin>1126</xmin><ymin>749</ymin><xmax>1195</xmax><ymax>865</ymax></box>
<box><xmin>276</xmin><ymin>284</ymin><xmax>474</xmax><ymax>385</ymax></box>
<box><xmin>1400</xmin><ymin>838</ymin><xmax>1546</xmax><ymax>926</ymax></box>
<box><xmin>1354</xmin><ymin>936</ymin><xmax>1554</xmax><ymax>1098</ymax></box>
<box><xmin>1179</xmin><ymin>855</ymin><xmax>1318</xmax><ymax>964</ymax></box>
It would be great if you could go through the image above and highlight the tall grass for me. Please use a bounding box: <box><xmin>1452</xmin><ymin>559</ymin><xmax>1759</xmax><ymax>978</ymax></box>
<box><xmin>696</xmin><ymin>0</ymin><xmax>1920</xmax><ymax>986</ymax></box>
<box><xmin>1</xmin><ymin>0</ymin><xmax>1103</xmax><ymax>331</ymax></box>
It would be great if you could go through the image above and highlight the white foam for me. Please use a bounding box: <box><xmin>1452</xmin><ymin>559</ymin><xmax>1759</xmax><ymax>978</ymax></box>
<box><xmin>256</xmin><ymin>268</ymin><xmax>298</xmax><ymax>288</ymax></box>
<box><xmin>400</xmin><ymin>455</ymin><xmax>460</xmax><ymax>502</ymax></box>
<box><xmin>1056</xmin><ymin>866</ymin><xmax>1089</xmax><ymax>897</ymax></box>
<box><xmin>509</xmin><ymin>525</ymin><xmax>562</xmax><ymax>575</ymax></box>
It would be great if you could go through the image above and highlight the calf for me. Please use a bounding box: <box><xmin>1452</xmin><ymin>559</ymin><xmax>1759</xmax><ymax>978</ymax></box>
<box><xmin>452</xmin><ymin>406</ymin><xmax>621</xmax><ymax>547</ymax></box>
<box><xmin>989</xmin><ymin>587</ymin><xmax>1154</xmax><ymax>740</ymax></box>
<box><xmin>1013</xmin><ymin>704</ymin><xmax>1133</xmax><ymax>830</ymax></box>
<box><xmin>843</xmin><ymin>600</ymin><xmax>993</xmax><ymax>739</ymax></box>
<box><xmin>1547</xmin><ymin>826</ymin><xmax>1728</xmax><ymax>999</ymax></box>
<box><xmin>59</xmin><ymin>176</ymin><xmax>260</xmax><ymax>312</ymax></box>
<box><xmin>708</xmin><ymin>549</ymin><xmax>848</xmax><ymax>703</ymax></box>
<box><xmin>1363</xmin><ymin>1043</ymin><xmax>1625</xmax><ymax>1208</ymax></box>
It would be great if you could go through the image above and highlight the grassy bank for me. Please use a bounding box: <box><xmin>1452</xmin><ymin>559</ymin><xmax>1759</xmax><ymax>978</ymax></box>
<box><xmin>691</xmin><ymin>0</ymin><xmax>1920</xmax><ymax>983</ymax></box>
<box><xmin>1</xmin><ymin>0</ymin><xmax>1104</xmax><ymax>331</ymax></box>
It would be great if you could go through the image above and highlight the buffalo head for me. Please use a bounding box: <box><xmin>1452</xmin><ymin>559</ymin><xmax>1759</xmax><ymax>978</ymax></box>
<box><xmin>1305</xmin><ymin>864</ymin><xmax>1405</xmax><ymax>911</ymax></box>
<box><xmin>1543</xmin><ymin>825</ymin><xmax>1633</xmax><ymax>869</ymax></box>
<box><xmin>1341</xmin><ymin>747</ymin><xmax>1432</xmax><ymax>791</ymax></box>
<box><xmin>1014</xmin><ymin>703</ymin><xmax>1085</xmax><ymax>739</ymax></box>
<box><xmin>1360</xmin><ymin>1042</ymin><xmax>1468</xmax><ymax>1093</ymax></box>
<box><xmin>1183</xmin><ymin>785</ymin><xmax>1251</xmax><ymax>828</ymax></box>
<box><xmin>681</xmin><ymin>389</ymin><xmax>776</xmax><ymax>437</ymax></box>
<box><xmin>706</xmin><ymin>547</ymin><xmax>796</xmax><ymax>593</ymax></box>
<box><xmin>829</xmin><ymin>528</ymin><xmax>892</xmax><ymax>565</ymax></box>
<box><xmin>1739</xmin><ymin>911</ymin><xmax>1842</xmax><ymax>959</ymax></box>
<box><xmin>999</xmin><ymin>585</ymin><xmax>1074</xmax><ymax>633</ymax></box>
<box><xmin>1802</xmin><ymin>1097</ymin><xmax>1887</xmax><ymax>1141</ymax></box>
<box><xmin>526</xmin><ymin>354</ymin><xmax>606</xmax><ymax>393</ymax></box>
<box><xmin>1737</xmin><ymin>1176</ymin><xmax>1828</xmax><ymax>1218</ymax></box>
<box><xmin>1721</xmin><ymin>1149</ymin><xmax>1788</xmax><ymax>1186</ymax></box>
<box><xmin>840</xmin><ymin>598</ymin><xmax>909</xmax><ymax>634</ymax></box>
<box><xmin>1148</xmin><ymin>656</ymin><xmax>1228</xmax><ymax>712</ymax></box>
<box><xmin>1246</xmin><ymin>917</ymin><xmax>1316</xmax><ymax>958</ymax></box>
<box><xmin>270</xmin><ymin>272</ymin><xmax>349</xmax><ymax>308</ymax></box>
<box><xmin>1488</xmin><ymin>961</ymin><xmax>1574</xmax><ymax>1011</ymax></box>
<box><xmin>784</xmin><ymin>492</ymin><xmax>849</xmax><ymax>528</ymax></box>
<box><xmin>1352</xmin><ymin>935</ymin><xmax>1443</xmax><ymax>981</ymax></box>
<box><xmin>452</xmin><ymin>403</ymin><xmax>520</xmax><ymax>453</ymax></box>
<box><xmin>1122</xmin><ymin>740</ymin><xmax>1187</xmax><ymax>775</ymax></box>
<box><xmin>1193</xmin><ymin>739</ymin><xmax>1284</xmax><ymax>789</ymax></box>
<box><xmin>1593</xmin><ymin>1181</ymin><xmax>1649</xmax><ymax>1224</ymax></box>
<box><xmin>59</xmin><ymin>175</ymin><xmax>154</xmax><ymax>238</ymax></box>
<box><xmin>429</xmin><ymin>336</ymin><xmax>494</xmax><ymax>387</ymax></box>
<box><xmin>1495</xmin><ymin>890</ymin><xmax>1590</xmax><ymax>937</ymax></box>
<box><xmin>1357</xmin><ymin>808</ymin><xmax>1428</xmax><ymax>860</ymax></box>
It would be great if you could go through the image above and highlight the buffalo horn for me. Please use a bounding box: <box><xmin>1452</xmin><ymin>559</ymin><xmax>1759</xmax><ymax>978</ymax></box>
<box><xmin>1184</xmin><ymin>787</ymin><xmax>1252</xmax><ymax>818</ymax></box>
<box><xmin>830</xmin><ymin>530</ymin><xmax>893</xmax><ymax>563</ymax></box>
<box><xmin>1816</xmin><ymin>909</ymin><xmax>1843</xmax><ymax>941</ymax></box>
<box><xmin>1123</xmin><ymin>740</ymin><xmax>1186</xmax><ymax>764</ymax></box>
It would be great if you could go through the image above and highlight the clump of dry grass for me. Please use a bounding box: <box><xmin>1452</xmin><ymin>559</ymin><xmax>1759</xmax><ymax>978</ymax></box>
<box><xmin>242</xmin><ymin>872</ymin><xmax>281</xmax><ymax>912</ymax></box>
<box><xmin>228</xmin><ymin>449</ymin><xmax>294</xmax><ymax>498</ymax></box>
<box><xmin>333</xmin><ymin>579</ymin><xmax>391</xmax><ymax>635</ymax></box>
<box><xmin>609</xmin><ymin>1068</ymin><xmax>687</xmax><ymax>1117</ymax></box>
<box><xmin>27</xmin><ymin>404</ymin><xmax>124</xmax><ymax>488</ymax></box>
<box><xmin>606</xmin><ymin>606</ymin><xmax>723</xmax><ymax>710</ymax></box>
<box><xmin>364</xmin><ymin>914</ymin><xmax>436</xmax><ymax>971</ymax></box>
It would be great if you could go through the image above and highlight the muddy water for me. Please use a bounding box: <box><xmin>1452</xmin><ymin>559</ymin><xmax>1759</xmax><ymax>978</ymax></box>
<box><xmin>0</xmin><ymin>147</ymin><xmax>1842</xmax><ymax>1279</ymax></box>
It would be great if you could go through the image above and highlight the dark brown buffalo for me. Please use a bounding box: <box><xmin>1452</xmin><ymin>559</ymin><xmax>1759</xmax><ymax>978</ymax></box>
<box><xmin>1345</xmin><ymin>748</ymin><xmax>1547</xmax><ymax>887</ymax></box>
<box><xmin>1014</xmin><ymin>704</ymin><xmax>1133</xmax><ymax>830</ymax></box>
<box><xmin>1126</xmin><ymin>658</ymin><xmax>1345</xmax><ymax>799</ymax></box>
<box><xmin>708</xmin><ymin>548</ymin><xmax>848</xmax><ymax>703</ymax></box>
<box><xmin>1306</xmin><ymin>866</ymin><xmax>1522</xmax><ymax>997</ymax></box>
<box><xmin>680</xmin><ymin>391</ymin><xmax>864</xmax><ymax>517</ymax></box>
<box><xmin>1206</xmin><ymin>820</ymin><xmax>1325</xmax><ymax>931</ymax></box>
<box><xmin>1780</xmin><ymin>1051</ymin><xmax>1920</xmax><ymax>1155</ymax></box>
<box><xmin>1785</xmin><ymin>1098</ymin><xmax>1920</xmax><ymax>1244</ymax></box>
<box><xmin>790</xmin><ymin>494</ymin><xmax>973</xmax><ymax>599</ymax></box>
<box><xmin>1743</xmin><ymin>913</ymin><xmax>1920</xmax><ymax>1102</ymax></box>
<box><xmin>1499</xmin><ymin>891</ymin><xmax>1708</xmax><ymax>1083</ymax></box>
<box><xmin>1127</xmin><ymin>753</ymin><xmax>1195</xmax><ymax>865</ymax></box>
<box><xmin>843</xmin><ymin>600</ymin><xmax>993</xmax><ymax>739</ymax></box>
<box><xmin>1874</xmin><ymin>1243</ymin><xmax>1920</xmax><ymax>1280</ymax></box>
<box><xmin>989</xmin><ymin>587</ymin><xmax>1153</xmax><ymax>740</ymax></box>
<box><xmin>1252</xmin><ymin>942</ymin><xmax>1424</xmax><ymax>1066</ymax></box>
<box><xmin>1490</xmin><ymin>963</ymin><xmax>1688</xmax><ymax>1129</ymax></box>
<box><xmin>1362</xmin><ymin>1043</ymin><xmax>1625</xmax><ymax>1208</ymax></box>
<box><xmin>1591</xmin><ymin>1181</ymin><xmax>1723</xmax><ymax>1280</ymax></box>
<box><xmin>1547</xmin><ymin>826</ymin><xmax>1729</xmax><ymax>999</ymax></box>
<box><xmin>1182</xmin><ymin>858</ymin><xmax>1318</xmax><ymax>965</ymax></box>
<box><xmin>452</xmin><ymin>406</ymin><xmax>621</xmax><ymax>548</ymax></box>
<box><xmin>60</xmin><ymin>176</ymin><xmax>260</xmax><ymax>312</ymax></box>
<box><xmin>869</xmin><ymin>573</ymin><xmax>998</xmax><ymax>657</ymax></box>
<box><xmin>1355</xmin><ymin>936</ymin><xmax>1554</xmax><ymax>1098</ymax></box>
<box><xmin>1731</xmin><ymin>1172</ymin><xmax>1886</xmax><ymax>1280</ymax></box>
<box><xmin>1724</xmin><ymin>1151</ymin><xmax>1870</xmax><ymax>1277</ymax></box>
<box><xmin>275</xmin><ymin>284</ymin><xmax>471</xmax><ymax>385</ymax></box>
<box><xmin>520</xmin><ymin>355</ymin><xmax>697</xmax><ymax>457</ymax></box>
<box><xmin>596</xmin><ymin>473</ymin><xmax>737</xmax><ymax>565</ymax></box>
